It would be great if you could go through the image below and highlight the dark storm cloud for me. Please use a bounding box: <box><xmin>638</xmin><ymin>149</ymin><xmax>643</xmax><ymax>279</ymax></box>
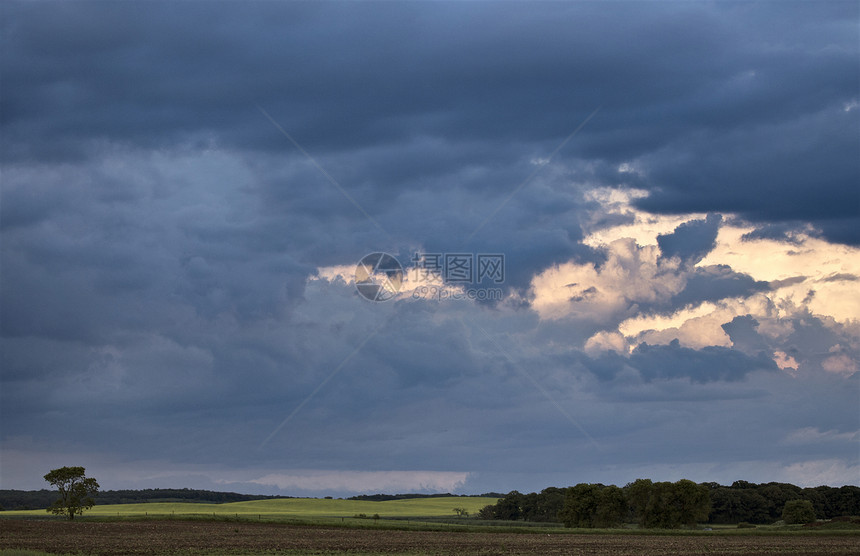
<box><xmin>2</xmin><ymin>1</ymin><xmax>858</xmax><ymax>493</ymax></box>
<box><xmin>721</xmin><ymin>315</ymin><xmax>771</xmax><ymax>355</ymax></box>
<box><xmin>657</xmin><ymin>214</ymin><xmax>722</xmax><ymax>263</ymax></box>
<box><xmin>633</xmin><ymin>104</ymin><xmax>859</xmax><ymax>244</ymax></box>
<box><xmin>671</xmin><ymin>264</ymin><xmax>768</xmax><ymax>308</ymax></box>
<box><xmin>741</xmin><ymin>223</ymin><xmax>811</xmax><ymax>245</ymax></box>
<box><xmin>577</xmin><ymin>350</ymin><xmax>628</xmax><ymax>383</ymax></box>
<box><xmin>579</xmin><ymin>339</ymin><xmax>777</xmax><ymax>384</ymax></box>
<box><xmin>3</xmin><ymin>1</ymin><xmax>857</xmax><ymax>244</ymax></box>
<box><xmin>630</xmin><ymin>340</ymin><xmax>778</xmax><ymax>383</ymax></box>
<box><xmin>684</xmin><ymin>265</ymin><xmax>768</xmax><ymax>306</ymax></box>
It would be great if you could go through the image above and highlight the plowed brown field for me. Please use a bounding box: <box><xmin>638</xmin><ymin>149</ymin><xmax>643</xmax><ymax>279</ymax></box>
<box><xmin>1</xmin><ymin>519</ymin><xmax>857</xmax><ymax>555</ymax></box>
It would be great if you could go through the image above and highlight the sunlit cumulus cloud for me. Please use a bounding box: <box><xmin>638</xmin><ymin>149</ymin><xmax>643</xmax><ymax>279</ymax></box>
<box><xmin>530</xmin><ymin>238</ymin><xmax>685</xmax><ymax>324</ymax></box>
<box><xmin>523</xmin><ymin>190</ymin><xmax>860</xmax><ymax>379</ymax></box>
<box><xmin>313</xmin><ymin>186</ymin><xmax>858</xmax><ymax>388</ymax></box>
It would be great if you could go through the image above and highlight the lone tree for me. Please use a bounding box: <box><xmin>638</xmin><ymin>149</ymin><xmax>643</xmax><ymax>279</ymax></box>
<box><xmin>44</xmin><ymin>466</ymin><xmax>100</xmax><ymax>520</ymax></box>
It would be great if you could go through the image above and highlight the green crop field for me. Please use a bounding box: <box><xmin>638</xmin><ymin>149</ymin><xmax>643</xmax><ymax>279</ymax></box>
<box><xmin>1</xmin><ymin>496</ymin><xmax>499</xmax><ymax>520</ymax></box>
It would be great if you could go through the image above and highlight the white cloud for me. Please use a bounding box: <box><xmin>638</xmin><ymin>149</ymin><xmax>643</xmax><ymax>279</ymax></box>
<box><xmin>701</xmin><ymin>225</ymin><xmax>860</xmax><ymax>324</ymax></box>
<box><xmin>540</xmin><ymin>194</ymin><xmax>860</xmax><ymax>378</ymax></box>
<box><xmin>773</xmin><ymin>350</ymin><xmax>798</xmax><ymax>372</ymax></box>
<box><xmin>314</xmin><ymin>264</ymin><xmax>356</xmax><ymax>284</ymax></box>
<box><xmin>781</xmin><ymin>459</ymin><xmax>860</xmax><ymax>488</ymax></box>
<box><xmin>529</xmin><ymin>238</ymin><xmax>684</xmax><ymax>323</ymax></box>
<box><xmin>584</xmin><ymin>331</ymin><xmax>629</xmax><ymax>355</ymax></box>
<box><xmin>622</xmin><ymin>301</ymin><xmax>736</xmax><ymax>349</ymax></box>
<box><xmin>821</xmin><ymin>354</ymin><xmax>858</xmax><ymax>377</ymax></box>
<box><xmin>582</xmin><ymin>188</ymin><xmax>704</xmax><ymax>248</ymax></box>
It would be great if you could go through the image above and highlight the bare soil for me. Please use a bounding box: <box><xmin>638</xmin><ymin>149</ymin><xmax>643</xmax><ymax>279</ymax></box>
<box><xmin>1</xmin><ymin>519</ymin><xmax>858</xmax><ymax>555</ymax></box>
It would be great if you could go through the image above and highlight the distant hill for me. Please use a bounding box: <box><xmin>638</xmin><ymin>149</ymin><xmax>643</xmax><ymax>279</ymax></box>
<box><xmin>348</xmin><ymin>492</ymin><xmax>505</xmax><ymax>502</ymax></box>
<box><xmin>0</xmin><ymin>488</ymin><xmax>502</xmax><ymax>511</ymax></box>
<box><xmin>0</xmin><ymin>488</ymin><xmax>292</xmax><ymax>511</ymax></box>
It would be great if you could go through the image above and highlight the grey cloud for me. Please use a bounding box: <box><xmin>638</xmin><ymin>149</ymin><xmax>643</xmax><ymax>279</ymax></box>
<box><xmin>3</xmin><ymin>2</ymin><xmax>857</xmax><ymax>243</ymax></box>
<box><xmin>671</xmin><ymin>265</ymin><xmax>768</xmax><ymax>308</ymax></box>
<box><xmin>769</xmin><ymin>276</ymin><xmax>808</xmax><ymax>290</ymax></box>
<box><xmin>2</xmin><ymin>1</ymin><xmax>858</xmax><ymax>494</ymax></box>
<box><xmin>657</xmin><ymin>214</ymin><xmax>722</xmax><ymax>264</ymax></box>
<box><xmin>579</xmin><ymin>339</ymin><xmax>778</xmax><ymax>384</ymax></box>
<box><xmin>818</xmin><ymin>273</ymin><xmax>859</xmax><ymax>283</ymax></box>
<box><xmin>721</xmin><ymin>316</ymin><xmax>771</xmax><ymax>355</ymax></box>
<box><xmin>630</xmin><ymin>340</ymin><xmax>777</xmax><ymax>383</ymax></box>
<box><xmin>741</xmin><ymin>222</ymin><xmax>811</xmax><ymax>245</ymax></box>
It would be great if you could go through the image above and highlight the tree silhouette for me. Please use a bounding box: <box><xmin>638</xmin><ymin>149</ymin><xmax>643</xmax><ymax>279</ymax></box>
<box><xmin>44</xmin><ymin>466</ymin><xmax>100</xmax><ymax>520</ymax></box>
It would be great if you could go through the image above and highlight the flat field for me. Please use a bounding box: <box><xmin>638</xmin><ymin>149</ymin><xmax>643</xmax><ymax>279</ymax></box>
<box><xmin>2</xmin><ymin>519</ymin><xmax>859</xmax><ymax>555</ymax></box>
<box><xmin>0</xmin><ymin>496</ymin><xmax>499</xmax><ymax>520</ymax></box>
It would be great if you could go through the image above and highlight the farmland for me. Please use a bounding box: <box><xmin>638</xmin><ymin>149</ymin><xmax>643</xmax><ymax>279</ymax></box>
<box><xmin>2</xmin><ymin>518</ymin><xmax>859</xmax><ymax>555</ymax></box>
<box><xmin>0</xmin><ymin>496</ymin><xmax>499</xmax><ymax>520</ymax></box>
<box><xmin>2</xmin><ymin>496</ymin><xmax>859</xmax><ymax>555</ymax></box>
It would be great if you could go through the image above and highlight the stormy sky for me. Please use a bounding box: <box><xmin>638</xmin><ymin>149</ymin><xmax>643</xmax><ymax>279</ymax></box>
<box><xmin>1</xmin><ymin>1</ymin><xmax>858</xmax><ymax>496</ymax></box>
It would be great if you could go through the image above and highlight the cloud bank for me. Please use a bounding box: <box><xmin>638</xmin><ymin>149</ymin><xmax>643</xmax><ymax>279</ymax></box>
<box><xmin>1</xmin><ymin>1</ymin><xmax>857</xmax><ymax>495</ymax></box>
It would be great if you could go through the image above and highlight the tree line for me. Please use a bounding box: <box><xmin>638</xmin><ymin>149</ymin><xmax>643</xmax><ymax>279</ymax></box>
<box><xmin>0</xmin><ymin>487</ymin><xmax>292</xmax><ymax>511</ymax></box>
<box><xmin>707</xmin><ymin>480</ymin><xmax>860</xmax><ymax>524</ymax></box>
<box><xmin>477</xmin><ymin>480</ymin><xmax>860</xmax><ymax>528</ymax></box>
<box><xmin>0</xmin><ymin>488</ymin><xmax>508</xmax><ymax>510</ymax></box>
